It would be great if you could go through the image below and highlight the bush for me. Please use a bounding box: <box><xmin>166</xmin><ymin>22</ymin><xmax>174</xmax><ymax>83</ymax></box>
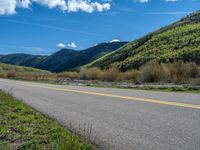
<box><xmin>0</xmin><ymin>72</ymin><xmax>6</xmax><ymax>78</ymax></box>
<box><xmin>163</xmin><ymin>61</ymin><xmax>199</xmax><ymax>83</ymax></box>
<box><xmin>57</xmin><ymin>72</ymin><xmax>78</xmax><ymax>79</ymax></box>
<box><xmin>138</xmin><ymin>61</ymin><xmax>167</xmax><ymax>83</ymax></box>
<box><xmin>124</xmin><ymin>70</ymin><xmax>140</xmax><ymax>82</ymax></box>
<box><xmin>6</xmin><ymin>71</ymin><xmax>17</xmax><ymax>78</ymax></box>
<box><xmin>1</xmin><ymin>61</ymin><xmax>199</xmax><ymax>85</ymax></box>
<box><xmin>79</xmin><ymin>68</ymin><xmax>102</xmax><ymax>80</ymax></box>
<box><xmin>56</xmin><ymin>61</ymin><xmax>199</xmax><ymax>84</ymax></box>
<box><xmin>185</xmin><ymin>62</ymin><xmax>199</xmax><ymax>78</ymax></box>
<box><xmin>100</xmin><ymin>68</ymin><xmax>123</xmax><ymax>82</ymax></box>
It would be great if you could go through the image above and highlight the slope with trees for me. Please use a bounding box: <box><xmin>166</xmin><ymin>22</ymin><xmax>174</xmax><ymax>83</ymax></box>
<box><xmin>88</xmin><ymin>10</ymin><xmax>200</xmax><ymax>71</ymax></box>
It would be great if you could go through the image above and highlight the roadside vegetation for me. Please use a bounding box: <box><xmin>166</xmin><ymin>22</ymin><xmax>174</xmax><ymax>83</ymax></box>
<box><xmin>0</xmin><ymin>63</ymin><xmax>48</xmax><ymax>73</ymax></box>
<box><xmin>1</xmin><ymin>61</ymin><xmax>199</xmax><ymax>85</ymax></box>
<box><xmin>0</xmin><ymin>63</ymin><xmax>53</xmax><ymax>81</ymax></box>
<box><xmin>74</xmin><ymin>60</ymin><xmax>199</xmax><ymax>85</ymax></box>
<box><xmin>0</xmin><ymin>90</ymin><xmax>95</xmax><ymax>150</ymax></box>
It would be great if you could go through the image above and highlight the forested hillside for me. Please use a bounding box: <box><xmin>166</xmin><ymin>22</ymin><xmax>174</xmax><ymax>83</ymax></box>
<box><xmin>88</xmin><ymin>10</ymin><xmax>200</xmax><ymax>71</ymax></box>
<box><xmin>0</xmin><ymin>54</ymin><xmax>47</xmax><ymax>68</ymax></box>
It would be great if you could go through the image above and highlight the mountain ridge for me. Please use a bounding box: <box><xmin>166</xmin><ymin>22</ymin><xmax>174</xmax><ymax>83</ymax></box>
<box><xmin>0</xmin><ymin>42</ymin><xmax>128</xmax><ymax>72</ymax></box>
<box><xmin>0</xmin><ymin>53</ymin><xmax>47</xmax><ymax>68</ymax></box>
<box><xmin>53</xmin><ymin>42</ymin><xmax>128</xmax><ymax>72</ymax></box>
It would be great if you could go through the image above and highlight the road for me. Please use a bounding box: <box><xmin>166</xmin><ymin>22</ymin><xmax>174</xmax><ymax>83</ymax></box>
<box><xmin>0</xmin><ymin>79</ymin><xmax>200</xmax><ymax>150</ymax></box>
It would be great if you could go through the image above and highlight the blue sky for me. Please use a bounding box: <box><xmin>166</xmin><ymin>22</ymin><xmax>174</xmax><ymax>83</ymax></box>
<box><xmin>0</xmin><ymin>0</ymin><xmax>199</xmax><ymax>55</ymax></box>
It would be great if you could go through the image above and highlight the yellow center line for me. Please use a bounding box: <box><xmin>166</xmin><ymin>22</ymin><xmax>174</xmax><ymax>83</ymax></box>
<box><xmin>15</xmin><ymin>82</ymin><xmax>200</xmax><ymax>110</ymax></box>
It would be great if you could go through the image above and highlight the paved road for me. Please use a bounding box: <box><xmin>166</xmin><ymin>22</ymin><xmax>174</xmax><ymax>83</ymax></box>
<box><xmin>0</xmin><ymin>79</ymin><xmax>200</xmax><ymax>150</ymax></box>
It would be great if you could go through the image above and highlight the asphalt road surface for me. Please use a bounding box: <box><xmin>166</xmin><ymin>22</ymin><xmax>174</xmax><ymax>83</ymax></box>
<box><xmin>0</xmin><ymin>79</ymin><xmax>200</xmax><ymax>150</ymax></box>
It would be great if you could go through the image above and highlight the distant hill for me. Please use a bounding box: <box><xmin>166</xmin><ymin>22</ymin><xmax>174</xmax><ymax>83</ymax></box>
<box><xmin>0</xmin><ymin>54</ymin><xmax>47</xmax><ymax>68</ymax></box>
<box><xmin>35</xmin><ymin>49</ymin><xmax>79</xmax><ymax>72</ymax></box>
<box><xmin>0</xmin><ymin>42</ymin><xmax>127</xmax><ymax>72</ymax></box>
<box><xmin>88</xmin><ymin>10</ymin><xmax>200</xmax><ymax>71</ymax></box>
<box><xmin>51</xmin><ymin>42</ymin><xmax>128</xmax><ymax>72</ymax></box>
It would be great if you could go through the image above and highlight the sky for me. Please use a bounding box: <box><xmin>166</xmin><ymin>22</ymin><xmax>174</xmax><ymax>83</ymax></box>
<box><xmin>0</xmin><ymin>0</ymin><xmax>199</xmax><ymax>55</ymax></box>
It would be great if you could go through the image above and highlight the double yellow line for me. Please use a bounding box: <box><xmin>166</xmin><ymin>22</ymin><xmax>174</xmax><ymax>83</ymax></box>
<box><xmin>16</xmin><ymin>82</ymin><xmax>200</xmax><ymax>110</ymax></box>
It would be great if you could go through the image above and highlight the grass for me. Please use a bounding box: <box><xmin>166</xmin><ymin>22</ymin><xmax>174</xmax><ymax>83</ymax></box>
<box><xmin>0</xmin><ymin>63</ymin><xmax>48</xmax><ymax>73</ymax></box>
<box><xmin>132</xmin><ymin>87</ymin><xmax>200</xmax><ymax>94</ymax></box>
<box><xmin>87</xmin><ymin>83</ymin><xmax>200</xmax><ymax>94</ymax></box>
<box><xmin>1</xmin><ymin>61</ymin><xmax>199</xmax><ymax>94</ymax></box>
<box><xmin>57</xmin><ymin>61</ymin><xmax>200</xmax><ymax>86</ymax></box>
<box><xmin>0</xmin><ymin>90</ymin><xmax>95</xmax><ymax>150</ymax></box>
<box><xmin>5</xmin><ymin>76</ymin><xmax>200</xmax><ymax>95</ymax></box>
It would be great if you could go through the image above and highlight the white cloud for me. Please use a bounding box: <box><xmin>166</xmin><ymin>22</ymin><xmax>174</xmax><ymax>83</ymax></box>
<box><xmin>0</xmin><ymin>0</ymin><xmax>32</xmax><ymax>15</ymax></box>
<box><xmin>67</xmin><ymin>42</ymin><xmax>77</xmax><ymax>48</ymax></box>
<box><xmin>93</xmin><ymin>2</ymin><xmax>110</xmax><ymax>12</ymax></box>
<box><xmin>110</xmin><ymin>39</ymin><xmax>120</xmax><ymax>43</ymax></box>
<box><xmin>0</xmin><ymin>0</ymin><xmax>17</xmax><ymax>15</ymax></box>
<box><xmin>57</xmin><ymin>43</ymin><xmax>66</xmax><ymax>48</ymax></box>
<box><xmin>135</xmin><ymin>0</ymin><xmax>149</xmax><ymax>3</ymax></box>
<box><xmin>33</xmin><ymin>0</ymin><xmax>67</xmax><ymax>11</ymax></box>
<box><xmin>0</xmin><ymin>0</ymin><xmax>111</xmax><ymax>15</ymax></box>
<box><xmin>18</xmin><ymin>0</ymin><xmax>31</xmax><ymax>8</ymax></box>
<box><xmin>67</xmin><ymin>0</ymin><xmax>110</xmax><ymax>13</ymax></box>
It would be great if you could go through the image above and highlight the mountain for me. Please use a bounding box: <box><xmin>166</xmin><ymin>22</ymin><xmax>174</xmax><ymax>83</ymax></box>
<box><xmin>0</xmin><ymin>42</ymin><xmax>127</xmax><ymax>72</ymax></box>
<box><xmin>88</xmin><ymin>10</ymin><xmax>200</xmax><ymax>71</ymax></box>
<box><xmin>51</xmin><ymin>42</ymin><xmax>128</xmax><ymax>72</ymax></box>
<box><xmin>0</xmin><ymin>54</ymin><xmax>47</xmax><ymax>68</ymax></box>
<box><xmin>35</xmin><ymin>49</ymin><xmax>79</xmax><ymax>72</ymax></box>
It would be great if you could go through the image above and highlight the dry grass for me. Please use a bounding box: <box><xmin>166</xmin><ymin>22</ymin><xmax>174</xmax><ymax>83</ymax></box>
<box><xmin>78</xmin><ymin>68</ymin><xmax>102</xmax><ymax>80</ymax></box>
<box><xmin>57</xmin><ymin>61</ymin><xmax>199</xmax><ymax>84</ymax></box>
<box><xmin>1</xmin><ymin>61</ymin><xmax>199</xmax><ymax>84</ymax></box>
<box><xmin>138</xmin><ymin>62</ymin><xmax>167</xmax><ymax>83</ymax></box>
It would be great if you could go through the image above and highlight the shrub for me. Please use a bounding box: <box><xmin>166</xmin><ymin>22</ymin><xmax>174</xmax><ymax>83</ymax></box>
<box><xmin>170</xmin><ymin>61</ymin><xmax>188</xmax><ymax>83</ymax></box>
<box><xmin>0</xmin><ymin>72</ymin><xmax>6</xmax><ymax>78</ymax></box>
<box><xmin>1</xmin><ymin>61</ymin><xmax>199</xmax><ymax>84</ymax></box>
<box><xmin>185</xmin><ymin>62</ymin><xmax>199</xmax><ymax>78</ymax></box>
<box><xmin>56</xmin><ymin>61</ymin><xmax>199</xmax><ymax>84</ymax></box>
<box><xmin>79</xmin><ymin>68</ymin><xmax>102</xmax><ymax>80</ymax></box>
<box><xmin>138</xmin><ymin>61</ymin><xmax>167</xmax><ymax>83</ymax></box>
<box><xmin>124</xmin><ymin>70</ymin><xmax>140</xmax><ymax>82</ymax></box>
<box><xmin>100</xmin><ymin>68</ymin><xmax>123</xmax><ymax>82</ymax></box>
<box><xmin>57</xmin><ymin>72</ymin><xmax>78</xmax><ymax>79</ymax></box>
<box><xmin>6</xmin><ymin>71</ymin><xmax>17</xmax><ymax>78</ymax></box>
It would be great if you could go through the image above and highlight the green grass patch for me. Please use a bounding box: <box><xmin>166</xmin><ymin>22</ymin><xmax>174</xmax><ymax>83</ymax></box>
<box><xmin>0</xmin><ymin>63</ymin><xmax>48</xmax><ymax>73</ymax></box>
<box><xmin>111</xmin><ymin>86</ymin><xmax>200</xmax><ymax>94</ymax></box>
<box><xmin>0</xmin><ymin>90</ymin><xmax>95</xmax><ymax>150</ymax></box>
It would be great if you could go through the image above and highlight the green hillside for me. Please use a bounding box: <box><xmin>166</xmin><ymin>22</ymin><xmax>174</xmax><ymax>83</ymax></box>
<box><xmin>0</xmin><ymin>54</ymin><xmax>47</xmax><ymax>68</ymax></box>
<box><xmin>88</xmin><ymin>10</ymin><xmax>200</xmax><ymax>71</ymax></box>
<box><xmin>0</xmin><ymin>63</ymin><xmax>51</xmax><ymax>80</ymax></box>
<box><xmin>0</xmin><ymin>63</ymin><xmax>48</xmax><ymax>73</ymax></box>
